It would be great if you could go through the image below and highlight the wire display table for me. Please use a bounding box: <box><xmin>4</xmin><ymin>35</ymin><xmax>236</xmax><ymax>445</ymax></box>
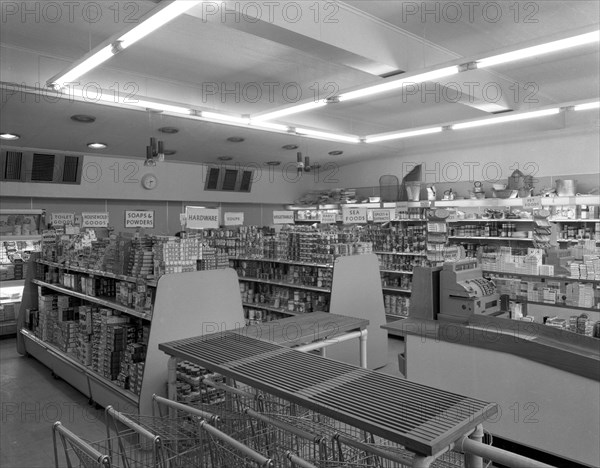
<box><xmin>159</xmin><ymin>331</ymin><xmax>497</xmax><ymax>464</ymax></box>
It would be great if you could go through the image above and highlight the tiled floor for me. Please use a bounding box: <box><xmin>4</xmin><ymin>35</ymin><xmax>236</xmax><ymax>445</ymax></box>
<box><xmin>0</xmin><ymin>334</ymin><xmax>406</xmax><ymax>468</ymax></box>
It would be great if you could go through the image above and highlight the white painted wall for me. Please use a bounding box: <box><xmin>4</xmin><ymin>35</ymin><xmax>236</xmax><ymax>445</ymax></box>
<box><xmin>318</xmin><ymin>126</ymin><xmax>600</xmax><ymax>191</ymax></box>
<box><xmin>0</xmin><ymin>151</ymin><xmax>312</xmax><ymax>204</ymax></box>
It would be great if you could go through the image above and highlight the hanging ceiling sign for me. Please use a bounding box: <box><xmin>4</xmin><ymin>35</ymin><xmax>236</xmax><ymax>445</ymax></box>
<box><xmin>186</xmin><ymin>206</ymin><xmax>219</xmax><ymax>229</ymax></box>
<box><xmin>342</xmin><ymin>206</ymin><xmax>367</xmax><ymax>224</ymax></box>
<box><xmin>81</xmin><ymin>212</ymin><xmax>109</xmax><ymax>228</ymax></box>
<box><xmin>224</xmin><ymin>212</ymin><xmax>244</xmax><ymax>226</ymax></box>
<box><xmin>50</xmin><ymin>213</ymin><xmax>75</xmax><ymax>226</ymax></box>
<box><xmin>125</xmin><ymin>210</ymin><xmax>154</xmax><ymax>228</ymax></box>
<box><xmin>272</xmin><ymin>211</ymin><xmax>295</xmax><ymax>224</ymax></box>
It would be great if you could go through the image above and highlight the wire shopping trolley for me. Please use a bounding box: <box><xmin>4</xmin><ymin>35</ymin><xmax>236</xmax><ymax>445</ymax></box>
<box><xmin>52</xmin><ymin>396</ymin><xmax>277</xmax><ymax>468</ymax></box>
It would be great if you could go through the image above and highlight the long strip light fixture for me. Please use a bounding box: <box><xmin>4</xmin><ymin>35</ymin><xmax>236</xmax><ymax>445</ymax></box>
<box><xmin>477</xmin><ymin>31</ymin><xmax>599</xmax><ymax>68</ymax></box>
<box><xmin>294</xmin><ymin>127</ymin><xmax>362</xmax><ymax>143</ymax></box>
<box><xmin>452</xmin><ymin>108</ymin><xmax>561</xmax><ymax>130</ymax></box>
<box><xmin>47</xmin><ymin>0</ymin><xmax>201</xmax><ymax>89</ymax></box>
<box><xmin>365</xmin><ymin>127</ymin><xmax>444</xmax><ymax>144</ymax></box>
<box><xmin>251</xmin><ymin>100</ymin><xmax>328</xmax><ymax>122</ymax></box>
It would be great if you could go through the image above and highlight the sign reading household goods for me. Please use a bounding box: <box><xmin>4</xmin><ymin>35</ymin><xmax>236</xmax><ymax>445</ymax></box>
<box><xmin>272</xmin><ymin>211</ymin><xmax>294</xmax><ymax>224</ymax></box>
<box><xmin>224</xmin><ymin>212</ymin><xmax>244</xmax><ymax>226</ymax></box>
<box><xmin>125</xmin><ymin>210</ymin><xmax>155</xmax><ymax>229</ymax></box>
<box><xmin>81</xmin><ymin>212</ymin><xmax>109</xmax><ymax>228</ymax></box>
<box><xmin>185</xmin><ymin>206</ymin><xmax>219</xmax><ymax>229</ymax></box>
<box><xmin>50</xmin><ymin>213</ymin><xmax>75</xmax><ymax>226</ymax></box>
<box><xmin>342</xmin><ymin>206</ymin><xmax>367</xmax><ymax>224</ymax></box>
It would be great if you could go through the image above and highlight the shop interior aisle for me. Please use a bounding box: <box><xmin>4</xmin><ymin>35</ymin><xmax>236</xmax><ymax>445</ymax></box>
<box><xmin>0</xmin><ymin>335</ymin><xmax>404</xmax><ymax>468</ymax></box>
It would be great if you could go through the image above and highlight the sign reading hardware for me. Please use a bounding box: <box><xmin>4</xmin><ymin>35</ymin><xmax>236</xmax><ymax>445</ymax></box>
<box><xmin>125</xmin><ymin>210</ymin><xmax>154</xmax><ymax>228</ymax></box>
<box><xmin>522</xmin><ymin>197</ymin><xmax>542</xmax><ymax>210</ymax></box>
<box><xmin>272</xmin><ymin>211</ymin><xmax>294</xmax><ymax>224</ymax></box>
<box><xmin>342</xmin><ymin>207</ymin><xmax>367</xmax><ymax>224</ymax></box>
<box><xmin>81</xmin><ymin>212</ymin><xmax>109</xmax><ymax>228</ymax></box>
<box><xmin>372</xmin><ymin>209</ymin><xmax>394</xmax><ymax>223</ymax></box>
<box><xmin>224</xmin><ymin>212</ymin><xmax>244</xmax><ymax>226</ymax></box>
<box><xmin>320</xmin><ymin>212</ymin><xmax>337</xmax><ymax>224</ymax></box>
<box><xmin>50</xmin><ymin>213</ymin><xmax>75</xmax><ymax>226</ymax></box>
<box><xmin>185</xmin><ymin>207</ymin><xmax>219</xmax><ymax>229</ymax></box>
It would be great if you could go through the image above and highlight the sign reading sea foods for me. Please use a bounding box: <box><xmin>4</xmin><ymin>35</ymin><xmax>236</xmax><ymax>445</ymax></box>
<box><xmin>342</xmin><ymin>206</ymin><xmax>367</xmax><ymax>224</ymax></box>
<box><xmin>125</xmin><ymin>210</ymin><xmax>154</xmax><ymax>228</ymax></box>
<box><xmin>272</xmin><ymin>211</ymin><xmax>294</xmax><ymax>224</ymax></box>
<box><xmin>224</xmin><ymin>212</ymin><xmax>244</xmax><ymax>226</ymax></box>
<box><xmin>81</xmin><ymin>212</ymin><xmax>109</xmax><ymax>228</ymax></box>
<box><xmin>185</xmin><ymin>207</ymin><xmax>219</xmax><ymax>229</ymax></box>
<box><xmin>50</xmin><ymin>213</ymin><xmax>75</xmax><ymax>226</ymax></box>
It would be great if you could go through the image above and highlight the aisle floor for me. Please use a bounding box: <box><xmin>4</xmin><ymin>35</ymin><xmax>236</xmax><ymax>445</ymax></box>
<box><xmin>0</xmin><ymin>335</ymin><xmax>406</xmax><ymax>468</ymax></box>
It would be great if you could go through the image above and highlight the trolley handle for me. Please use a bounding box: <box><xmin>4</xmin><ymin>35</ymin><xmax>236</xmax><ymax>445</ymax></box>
<box><xmin>105</xmin><ymin>406</ymin><xmax>160</xmax><ymax>443</ymax></box>
<box><xmin>52</xmin><ymin>422</ymin><xmax>110</xmax><ymax>466</ymax></box>
<box><xmin>199</xmin><ymin>420</ymin><xmax>274</xmax><ymax>467</ymax></box>
<box><xmin>285</xmin><ymin>451</ymin><xmax>320</xmax><ymax>468</ymax></box>
<box><xmin>244</xmin><ymin>407</ymin><xmax>322</xmax><ymax>444</ymax></box>
<box><xmin>203</xmin><ymin>377</ymin><xmax>257</xmax><ymax>400</ymax></box>
<box><xmin>152</xmin><ymin>394</ymin><xmax>221</xmax><ymax>424</ymax></box>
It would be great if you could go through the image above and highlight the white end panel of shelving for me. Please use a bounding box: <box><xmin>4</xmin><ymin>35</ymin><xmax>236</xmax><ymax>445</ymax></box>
<box><xmin>139</xmin><ymin>268</ymin><xmax>245</xmax><ymax>415</ymax></box>
<box><xmin>328</xmin><ymin>254</ymin><xmax>388</xmax><ymax>369</ymax></box>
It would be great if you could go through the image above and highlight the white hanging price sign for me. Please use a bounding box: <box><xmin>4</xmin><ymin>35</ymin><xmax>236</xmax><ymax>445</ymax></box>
<box><xmin>224</xmin><ymin>212</ymin><xmax>244</xmax><ymax>226</ymax></box>
<box><xmin>50</xmin><ymin>213</ymin><xmax>75</xmax><ymax>226</ymax></box>
<box><xmin>522</xmin><ymin>197</ymin><xmax>542</xmax><ymax>210</ymax></box>
<box><xmin>125</xmin><ymin>210</ymin><xmax>154</xmax><ymax>228</ymax></box>
<box><xmin>342</xmin><ymin>206</ymin><xmax>367</xmax><ymax>224</ymax></box>
<box><xmin>272</xmin><ymin>211</ymin><xmax>294</xmax><ymax>224</ymax></box>
<box><xmin>81</xmin><ymin>213</ymin><xmax>109</xmax><ymax>228</ymax></box>
<box><xmin>320</xmin><ymin>212</ymin><xmax>337</xmax><ymax>224</ymax></box>
<box><xmin>185</xmin><ymin>207</ymin><xmax>219</xmax><ymax>229</ymax></box>
<box><xmin>372</xmin><ymin>209</ymin><xmax>394</xmax><ymax>223</ymax></box>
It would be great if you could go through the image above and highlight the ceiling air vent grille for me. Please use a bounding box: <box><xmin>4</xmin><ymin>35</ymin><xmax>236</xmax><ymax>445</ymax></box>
<box><xmin>221</xmin><ymin>169</ymin><xmax>238</xmax><ymax>191</ymax></box>
<box><xmin>205</xmin><ymin>167</ymin><xmax>221</xmax><ymax>190</ymax></box>
<box><xmin>31</xmin><ymin>153</ymin><xmax>56</xmax><ymax>181</ymax></box>
<box><xmin>239</xmin><ymin>170</ymin><xmax>253</xmax><ymax>192</ymax></box>
<box><xmin>3</xmin><ymin>151</ymin><xmax>23</xmax><ymax>180</ymax></box>
<box><xmin>62</xmin><ymin>156</ymin><xmax>80</xmax><ymax>183</ymax></box>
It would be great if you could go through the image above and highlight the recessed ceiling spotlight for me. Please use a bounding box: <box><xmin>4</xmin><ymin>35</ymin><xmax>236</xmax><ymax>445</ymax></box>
<box><xmin>158</xmin><ymin>127</ymin><xmax>179</xmax><ymax>134</ymax></box>
<box><xmin>0</xmin><ymin>133</ymin><xmax>20</xmax><ymax>140</ymax></box>
<box><xmin>226</xmin><ymin>137</ymin><xmax>244</xmax><ymax>143</ymax></box>
<box><xmin>328</xmin><ymin>150</ymin><xmax>343</xmax><ymax>156</ymax></box>
<box><xmin>163</xmin><ymin>149</ymin><xmax>177</xmax><ymax>156</ymax></box>
<box><xmin>265</xmin><ymin>161</ymin><xmax>281</xmax><ymax>166</ymax></box>
<box><xmin>70</xmin><ymin>114</ymin><xmax>96</xmax><ymax>123</ymax></box>
<box><xmin>218</xmin><ymin>156</ymin><xmax>233</xmax><ymax>161</ymax></box>
<box><xmin>87</xmin><ymin>142</ymin><xmax>107</xmax><ymax>149</ymax></box>
<box><xmin>282</xmin><ymin>144</ymin><xmax>298</xmax><ymax>150</ymax></box>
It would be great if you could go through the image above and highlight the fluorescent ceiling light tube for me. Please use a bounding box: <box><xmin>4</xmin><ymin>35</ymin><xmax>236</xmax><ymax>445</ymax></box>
<box><xmin>252</xmin><ymin>100</ymin><xmax>327</xmax><ymax>121</ymax></box>
<box><xmin>202</xmin><ymin>111</ymin><xmax>250</xmax><ymax>124</ymax></box>
<box><xmin>339</xmin><ymin>66</ymin><xmax>459</xmax><ymax>102</ymax></box>
<box><xmin>249</xmin><ymin>121</ymin><xmax>290</xmax><ymax>131</ymax></box>
<box><xmin>295</xmin><ymin>127</ymin><xmax>361</xmax><ymax>143</ymax></box>
<box><xmin>365</xmin><ymin>127</ymin><xmax>443</xmax><ymax>143</ymax></box>
<box><xmin>478</xmin><ymin>31</ymin><xmax>599</xmax><ymax>68</ymax></box>
<box><xmin>573</xmin><ymin>101</ymin><xmax>600</xmax><ymax>111</ymax></box>
<box><xmin>132</xmin><ymin>100</ymin><xmax>192</xmax><ymax>114</ymax></box>
<box><xmin>452</xmin><ymin>108</ymin><xmax>560</xmax><ymax>130</ymax></box>
<box><xmin>118</xmin><ymin>0</ymin><xmax>203</xmax><ymax>49</ymax></box>
<box><xmin>49</xmin><ymin>46</ymin><xmax>114</xmax><ymax>89</ymax></box>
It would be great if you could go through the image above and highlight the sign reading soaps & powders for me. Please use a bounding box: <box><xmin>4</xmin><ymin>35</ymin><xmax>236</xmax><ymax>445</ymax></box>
<box><xmin>186</xmin><ymin>207</ymin><xmax>220</xmax><ymax>229</ymax></box>
<box><xmin>125</xmin><ymin>210</ymin><xmax>154</xmax><ymax>228</ymax></box>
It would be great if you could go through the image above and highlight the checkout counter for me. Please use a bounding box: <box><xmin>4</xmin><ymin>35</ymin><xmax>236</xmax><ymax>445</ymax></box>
<box><xmin>386</xmin><ymin>260</ymin><xmax>600</xmax><ymax>467</ymax></box>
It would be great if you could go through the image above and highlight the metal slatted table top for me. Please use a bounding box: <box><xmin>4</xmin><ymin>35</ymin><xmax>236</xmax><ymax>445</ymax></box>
<box><xmin>229</xmin><ymin>312</ymin><xmax>368</xmax><ymax>346</ymax></box>
<box><xmin>159</xmin><ymin>332</ymin><xmax>498</xmax><ymax>456</ymax></box>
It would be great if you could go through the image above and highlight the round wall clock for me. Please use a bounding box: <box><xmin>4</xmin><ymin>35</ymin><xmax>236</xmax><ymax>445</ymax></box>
<box><xmin>141</xmin><ymin>173</ymin><xmax>158</xmax><ymax>190</ymax></box>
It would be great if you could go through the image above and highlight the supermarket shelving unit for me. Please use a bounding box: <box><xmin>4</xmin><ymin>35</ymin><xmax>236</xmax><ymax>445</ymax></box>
<box><xmin>0</xmin><ymin>209</ymin><xmax>44</xmax><ymax>336</ymax></box>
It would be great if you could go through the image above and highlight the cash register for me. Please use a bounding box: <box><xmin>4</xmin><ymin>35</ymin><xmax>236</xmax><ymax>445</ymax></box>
<box><xmin>439</xmin><ymin>259</ymin><xmax>500</xmax><ymax>322</ymax></box>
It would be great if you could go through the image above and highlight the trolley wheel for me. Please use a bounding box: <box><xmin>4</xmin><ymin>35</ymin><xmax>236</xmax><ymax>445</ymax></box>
<box><xmin>88</xmin><ymin>397</ymin><xmax>94</xmax><ymax>406</ymax></box>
